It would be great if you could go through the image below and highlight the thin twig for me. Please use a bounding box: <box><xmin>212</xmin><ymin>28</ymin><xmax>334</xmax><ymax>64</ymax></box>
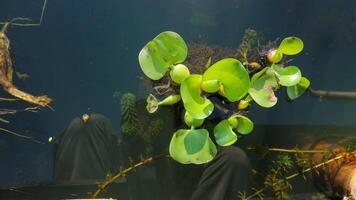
<box><xmin>0</xmin><ymin>118</ymin><xmax>9</xmax><ymax>123</ymax></box>
<box><xmin>0</xmin><ymin>128</ymin><xmax>43</xmax><ymax>144</ymax></box>
<box><xmin>285</xmin><ymin>153</ymin><xmax>346</xmax><ymax>180</ymax></box>
<box><xmin>0</xmin><ymin>97</ymin><xmax>19</xmax><ymax>101</ymax></box>
<box><xmin>0</xmin><ymin>0</ymin><xmax>47</xmax><ymax>27</ymax></box>
<box><xmin>247</xmin><ymin>147</ymin><xmax>328</xmax><ymax>153</ymax></box>
<box><xmin>0</xmin><ymin>106</ymin><xmax>41</xmax><ymax>115</ymax></box>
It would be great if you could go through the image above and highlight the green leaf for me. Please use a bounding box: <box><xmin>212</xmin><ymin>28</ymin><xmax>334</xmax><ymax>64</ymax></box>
<box><xmin>169</xmin><ymin>129</ymin><xmax>217</xmax><ymax>164</ymax></box>
<box><xmin>170</xmin><ymin>64</ymin><xmax>190</xmax><ymax>84</ymax></box>
<box><xmin>278</xmin><ymin>37</ymin><xmax>304</xmax><ymax>55</ymax></box>
<box><xmin>180</xmin><ymin>74</ymin><xmax>214</xmax><ymax>119</ymax></box>
<box><xmin>229</xmin><ymin>115</ymin><xmax>254</xmax><ymax>135</ymax></box>
<box><xmin>214</xmin><ymin>119</ymin><xmax>238</xmax><ymax>146</ymax></box>
<box><xmin>158</xmin><ymin>95</ymin><xmax>181</xmax><ymax>105</ymax></box>
<box><xmin>251</xmin><ymin>67</ymin><xmax>268</xmax><ymax>83</ymax></box>
<box><xmin>184</xmin><ymin>129</ymin><xmax>208</xmax><ymax>154</ymax></box>
<box><xmin>146</xmin><ymin>94</ymin><xmax>159</xmax><ymax>113</ymax></box>
<box><xmin>249</xmin><ymin>68</ymin><xmax>278</xmax><ymax>108</ymax></box>
<box><xmin>272</xmin><ymin>64</ymin><xmax>302</xmax><ymax>87</ymax></box>
<box><xmin>287</xmin><ymin>77</ymin><xmax>310</xmax><ymax>100</ymax></box>
<box><xmin>184</xmin><ymin>111</ymin><xmax>205</xmax><ymax>128</ymax></box>
<box><xmin>201</xmin><ymin>80</ymin><xmax>220</xmax><ymax>93</ymax></box>
<box><xmin>139</xmin><ymin>31</ymin><xmax>188</xmax><ymax>80</ymax></box>
<box><xmin>146</xmin><ymin>94</ymin><xmax>181</xmax><ymax>113</ymax></box>
<box><xmin>205</xmin><ymin>57</ymin><xmax>212</xmax><ymax>68</ymax></box>
<box><xmin>203</xmin><ymin>58</ymin><xmax>250</xmax><ymax>102</ymax></box>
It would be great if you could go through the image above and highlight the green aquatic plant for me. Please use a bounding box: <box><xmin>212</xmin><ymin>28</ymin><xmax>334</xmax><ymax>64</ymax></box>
<box><xmin>114</xmin><ymin>92</ymin><xmax>164</xmax><ymax>155</ymax></box>
<box><xmin>91</xmin><ymin>154</ymin><xmax>167</xmax><ymax>198</ymax></box>
<box><xmin>240</xmin><ymin>145</ymin><xmax>356</xmax><ymax>200</ymax></box>
<box><xmin>116</xmin><ymin>92</ymin><xmax>139</xmax><ymax>136</ymax></box>
<box><xmin>237</xmin><ymin>28</ymin><xmax>258</xmax><ymax>65</ymax></box>
<box><xmin>138</xmin><ymin>31</ymin><xmax>310</xmax><ymax>164</ymax></box>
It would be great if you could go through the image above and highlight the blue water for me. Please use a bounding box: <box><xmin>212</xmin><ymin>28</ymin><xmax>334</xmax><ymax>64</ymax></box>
<box><xmin>1</xmin><ymin>0</ymin><xmax>356</xmax><ymax>188</ymax></box>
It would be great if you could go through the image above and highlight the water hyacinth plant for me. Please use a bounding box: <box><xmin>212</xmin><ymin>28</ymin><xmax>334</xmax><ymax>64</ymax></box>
<box><xmin>138</xmin><ymin>31</ymin><xmax>310</xmax><ymax>164</ymax></box>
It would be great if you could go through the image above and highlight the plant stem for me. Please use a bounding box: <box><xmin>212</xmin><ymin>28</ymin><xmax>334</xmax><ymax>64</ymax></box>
<box><xmin>285</xmin><ymin>153</ymin><xmax>346</xmax><ymax>180</ymax></box>
<box><xmin>247</xmin><ymin>147</ymin><xmax>327</xmax><ymax>153</ymax></box>
<box><xmin>242</xmin><ymin>148</ymin><xmax>355</xmax><ymax>200</ymax></box>
<box><xmin>91</xmin><ymin>154</ymin><xmax>168</xmax><ymax>198</ymax></box>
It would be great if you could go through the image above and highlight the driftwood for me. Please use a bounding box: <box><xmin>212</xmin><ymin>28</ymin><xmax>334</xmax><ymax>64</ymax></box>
<box><xmin>0</xmin><ymin>0</ymin><xmax>51</xmax><ymax>107</ymax></box>
<box><xmin>0</xmin><ymin>0</ymin><xmax>49</xmax><ymax>142</ymax></box>
<box><xmin>303</xmin><ymin>137</ymin><xmax>356</xmax><ymax>199</ymax></box>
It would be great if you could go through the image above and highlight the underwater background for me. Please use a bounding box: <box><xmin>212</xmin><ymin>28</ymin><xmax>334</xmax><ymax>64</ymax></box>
<box><xmin>1</xmin><ymin>0</ymin><xmax>356</xmax><ymax>197</ymax></box>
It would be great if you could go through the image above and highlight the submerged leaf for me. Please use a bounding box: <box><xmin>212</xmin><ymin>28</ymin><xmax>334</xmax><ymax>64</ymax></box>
<box><xmin>287</xmin><ymin>77</ymin><xmax>310</xmax><ymax>100</ymax></box>
<box><xmin>180</xmin><ymin>74</ymin><xmax>214</xmax><ymax>119</ymax></box>
<box><xmin>139</xmin><ymin>31</ymin><xmax>188</xmax><ymax>80</ymax></box>
<box><xmin>214</xmin><ymin>119</ymin><xmax>238</xmax><ymax>146</ymax></box>
<box><xmin>203</xmin><ymin>58</ymin><xmax>250</xmax><ymax>102</ymax></box>
<box><xmin>169</xmin><ymin>129</ymin><xmax>217</xmax><ymax>164</ymax></box>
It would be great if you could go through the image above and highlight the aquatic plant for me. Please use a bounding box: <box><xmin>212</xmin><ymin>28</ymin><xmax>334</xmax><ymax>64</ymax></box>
<box><xmin>118</xmin><ymin>92</ymin><xmax>139</xmax><ymax>135</ymax></box>
<box><xmin>91</xmin><ymin>154</ymin><xmax>167</xmax><ymax>198</ymax></box>
<box><xmin>236</xmin><ymin>28</ymin><xmax>258</xmax><ymax>65</ymax></box>
<box><xmin>114</xmin><ymin>92</ymin><xmax>164</xmax><ymax>154</ymax></box>
<box><xmin>138</xmin><ymin>31</ymin><xmax>310</xmax><ymax>164</ymax></box>
<box><xmin>239</xmin><ymin>144</ymin><xmax>356</xmax><ymax>200</ymax></box>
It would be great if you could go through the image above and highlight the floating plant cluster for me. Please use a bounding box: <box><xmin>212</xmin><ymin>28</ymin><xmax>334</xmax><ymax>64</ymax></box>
<box><xmin>138</xmin><ymin>31</ymin><xmax>310</xmax><ymax>164</ymax></box>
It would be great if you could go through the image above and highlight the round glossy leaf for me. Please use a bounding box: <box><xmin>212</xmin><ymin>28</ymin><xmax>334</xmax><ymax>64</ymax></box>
<box><xmin>180</xmin><ymin>74</ymin><xmax>214</xmax><ymax>119</ymax></box>
<box><xmin>139</xmin><ymin>31</ymin><xmax>188</xmax><ymax>80</ymax></box>
<box><xmin>249</xmin><ymin>68</ymin><xmax>278</xmax><ymax>108</ymax></box>
<box><xmin>203</xmin><ymin>58</ymin><xmax>250</xmax><ymax>102</ymax></box>
<box><xmin>229</xmin><ymin>115</ymin><xmax>254</xmax><ymax>135</ymax></box>
<box><xmin>227</xmin><ymin>117</ymin><xmax>238</xmax><ymax>129</ymax></box>
<box><xmin>169</xmin><ymin>129</ymin><xmax>217</xmax><ymax>164</ymax></box>
<box><xmin>214</xmin><ymin>120</ymin><xmax>238</xmax><ymax>146</ymax></box>
<box><xmin>278</xmin><ymin>37</ymin><xmax>304</xmax><ymax>55</ymax></box>
<box><xmin>158</xmin><ymin>95</ymin><xmax>181</xmax><ymax>106</ymax></box>
<box><xmin>287</xmin><ymin>77</ymin><xmax>310</xmax><ymax>100</ymax></box>
<box><xmin>272</xmin><ymin>65</ymin><xmax>302</xmax><ymax>87</ymax></box>
<box><xmin>201</xmin><ymin>80</ymin><xmax>220</xmax><ymax>93</ymax></box>
<box><xmin>170</xmin><ymin>64</ymin><xmax>190</xmax><ymax>84</ymax></box>
<box><xmin>184</xmin><ymin>111</ymin><xmax>205</xmax><ymax>128</ymax></box>
<box><xmin>184</xmin><ymin>129</ymin><xmax>208</xmax><ymax>154</ymax></box>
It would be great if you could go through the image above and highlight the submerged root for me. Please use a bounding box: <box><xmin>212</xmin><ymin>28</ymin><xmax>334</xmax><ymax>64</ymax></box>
<box><xmin>0</xmin><ymin>106</ymin><xmax>41</xmax><ymax>116</ymax></box>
